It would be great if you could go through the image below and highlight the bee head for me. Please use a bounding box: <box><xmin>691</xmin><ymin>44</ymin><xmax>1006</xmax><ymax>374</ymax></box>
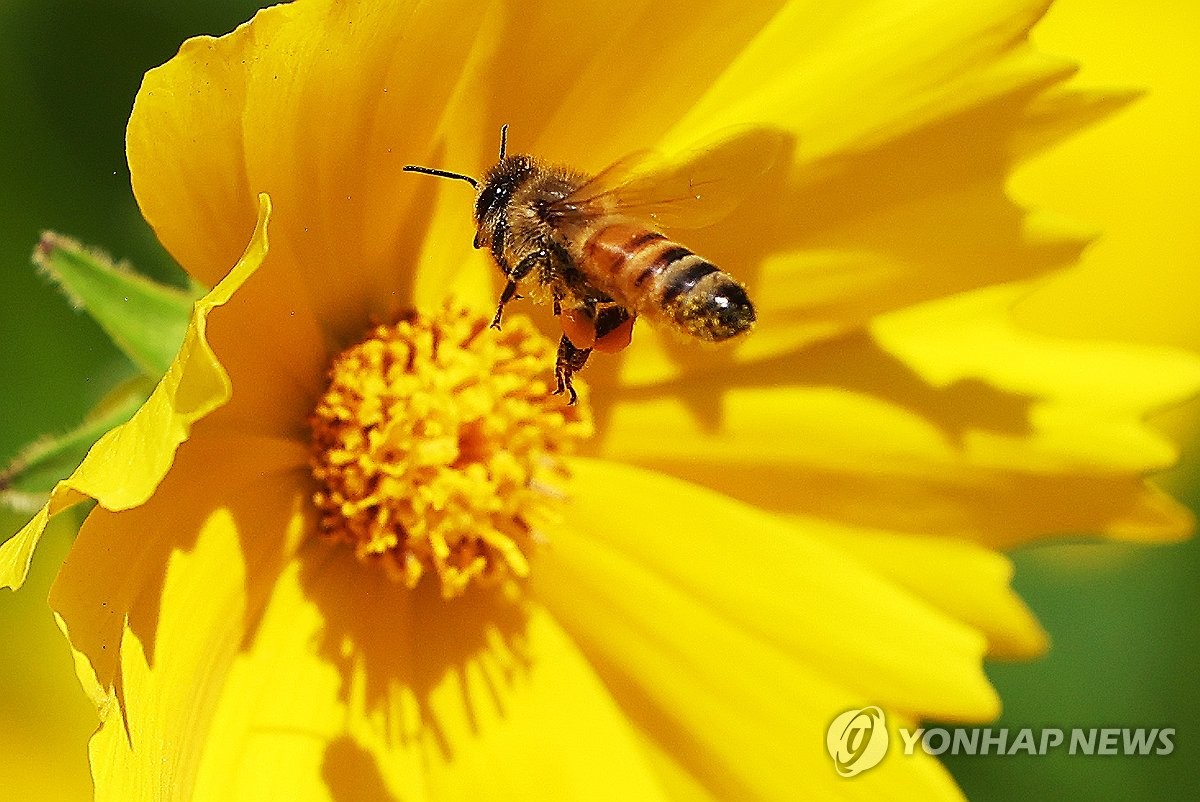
<box><xmin>404</xmin><ymin>125</ymin><xmax>532</xmax><ymax>250</ymax></box>
<box><xmin>474</xmin><ymin>155</ymin><xmax>536</xmax><ymax>224</ymax></box>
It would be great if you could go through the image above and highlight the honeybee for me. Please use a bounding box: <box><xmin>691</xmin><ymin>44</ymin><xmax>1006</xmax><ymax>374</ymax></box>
<box><xmin>404</xmin><ymin>126</ymin><xmax>775</xmax><ymax>403</ymax></box>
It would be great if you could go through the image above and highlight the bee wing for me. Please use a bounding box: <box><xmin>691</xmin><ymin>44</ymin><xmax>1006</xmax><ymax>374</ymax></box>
<box><xmin>555</xmin><ymin>128</ymin><xmax>787</xmax><ymax>230</ymax></box>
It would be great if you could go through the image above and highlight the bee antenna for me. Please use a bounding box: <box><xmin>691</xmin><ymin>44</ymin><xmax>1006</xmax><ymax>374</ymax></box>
<box><xmin>402</xmin><ymin>165</ymin><xmax>479</xmax><ymax>189</ymax></box>
<box><xmin>499</xmin><ymin>123</ymin><xmax>509</xmax><ymax>160</ymax></box>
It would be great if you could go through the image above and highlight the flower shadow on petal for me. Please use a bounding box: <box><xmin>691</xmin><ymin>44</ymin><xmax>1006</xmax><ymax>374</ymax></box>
<box><xmin>49</xmin><ymin>432</ymin><xmax>313</xmax><ymax>771</ymax></box>
<box><xmin>54</xmin><ymin>423</ymin><xmax>539</xmax><ymax>799</ymax></box>
<box><xmin>614</xmin><ymin>82</ymin><xmax>1098</xmax><ymax>387</ymax></box>
<box><xmin>80</xmin><ymin>446</ymin><xmax>294</xmax><ymax>646</ymax></box>
<box><xmin>321</xmin><ymin>736</ymin><xmax>396</xmax><ymax>802</ymax></box>
<box><xmin>597</xmin><ymin>322</ymin><xmax>1186</xmax><ymax>546</ymax></box>
<box><xmin>605</xmin><ymin>329</ymin><xmax>1038</xmax><ymax>441</ymax></box>
<box><xmin>470</xmin><ymin>1</ymin><xmax>789</xmax><ymax>169</ymax></box>
<box><xmin>296</xmin><ymin>537</ymin><xmax>531</xmax><ymax>761</ymax></box>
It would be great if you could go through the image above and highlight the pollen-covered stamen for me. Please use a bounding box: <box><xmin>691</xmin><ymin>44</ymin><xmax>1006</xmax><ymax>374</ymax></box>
<box><xmin>308</xmin><ymin>307</ymin><xmax>592</xmax><ymax>598</ymax></box>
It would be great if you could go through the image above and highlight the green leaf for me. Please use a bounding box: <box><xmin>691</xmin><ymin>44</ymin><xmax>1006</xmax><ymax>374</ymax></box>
<box><xmin>0</xmin><ymin>378</ymin><xmax>151</xmax><ymax>515</ymax></box>
<box><xmin>34</xmin><ymin>232</ymin><xmax>200</xmax><ymax>377</ymax></box>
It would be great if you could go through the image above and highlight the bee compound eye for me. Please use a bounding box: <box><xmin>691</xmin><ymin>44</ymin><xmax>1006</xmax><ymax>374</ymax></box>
<box><xmin>474</xmin><ymin>183</ymin><xmax>501</xmax><ymax>221</ymax></box>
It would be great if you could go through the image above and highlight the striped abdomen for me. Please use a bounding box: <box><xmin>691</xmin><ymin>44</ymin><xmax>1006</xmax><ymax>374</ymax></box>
<box><xmin>579</xmin><ymin>220</ymin><xmax>755</xmax><ymax>342</ymax></box>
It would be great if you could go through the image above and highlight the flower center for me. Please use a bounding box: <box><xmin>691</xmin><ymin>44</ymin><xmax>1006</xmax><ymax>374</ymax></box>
<box><xmin>308</xmin><ymin>306</ymin><xmax>592</xmax><ymax>598</ymax></box>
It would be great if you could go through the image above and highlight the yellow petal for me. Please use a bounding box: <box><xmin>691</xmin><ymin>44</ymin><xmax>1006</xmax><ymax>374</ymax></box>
<box><xmin>606</xmin><ymin>0</ymin><xmax>1116</xmax><ymax>385</ymax></box>
<box><xmin>594</xmin><ymin>300</ymin><xmax>1196</xmax><ymax>547</ymax></box>
<box><xmin>48</xmin><ymin>428</ymin><xmax>311</xmax><ymax>731</ymax></box>
<box><xmin>417</xmin><ymin>607</ymin><xmax>668</xmax><ymax>801</ymax></box>
<box><xmin>1009</xmin><ymin>84</ymin><xmax>1141</xmax><ymax>163</ymax></box>
<box><xmin>49</xmin><ymin>433</ymin><xmax>333</xmax><ymax>801</ymax></box>
<box><xmin>615</xmin><ymin>206</ymin><xmax>1088</xmax><ymax>387</ymax></box>
<box><xmin>297</xmin><ymin>543</ymin><xmax>669</xmax><ymax>802</ymax></box>
<box><xmin>635</xmin><ymin>717</ymin><xmax>969</xmax><ymax>802</ymax></box>
<box><xmin>556</xmin><ymin>457</ymin><xmax>999</xmax><ymax>718</ymax></box>
<box><xmin>875</xmin><ymin>283</ymin><xmax>1199</xmax><ymax>542</ymax></box>
<box><xmin>515</xmin><ymin>1</ymin><xmax>790</xmax><ymax>168</ymax></box>
<box><xmin>874</xmin><ymin>284</ymin><xmax>1200</xmax><ymax>413</ymax></box>
<box><xmin>814</xmin><ymin>529</ymin><xmax>1048</xmax><ymax>659</ymax></box>
<box><xmin>535</xmin><ymin>458</ymin><xmax>996</xmax><ymax>799</ymax></box>
<box><xmin>72</xmin><ymin>519</ymin><xmax>256</xmax><ymax>802</ymax></box>
<box><xmin>634</xmin><ymin>733</ymin><xmax>722</xmax><ymax>802</ymax></box>
<box><xmin>1011</xmin><ymin>0</ymin><xmax>1200</xmax><ymax>350</ymax></box>
<box><xmin>50</xmin><ymin>443</ymin><xmax>663</xmax><ymax>801</ymax></box>
<box><xmin>674</xmin><ymin>0</ymin><xmax>1068</xmax><ymax>160</ymax></box>
<box><xmin>129</xmin><ymin>0</ymin><xmax>494</xmax><ymax>342</ymax></box>
<box><xmin>0</xmin><ymin>195</ymin><xmax>272</xmax><ymax>592</ymax></box>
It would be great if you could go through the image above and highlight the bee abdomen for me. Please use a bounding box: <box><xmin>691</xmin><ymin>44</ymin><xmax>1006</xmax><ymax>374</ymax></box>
<box><xmin>583</xmin><ymin>221</ymin><xmax>755</xmax><ymax>341</ymax></box>
<box><xmin>581</xmin><ymin>221</ymin><xmax>702</xmax><ymax>299</ymax></box>
<box><xmin>659</xmin><ymin>262</ymin><xmax>755</xmax><ymax>342</ymax></box>
<box><xmin>582</xmin><ymin>222</ymin><xmax>667</xmax><ymax>279</ymax></box>
<box><xmin>635</xmin><ymin>240</ymin><xmax>755</xmax><ymax>342</ymax></box>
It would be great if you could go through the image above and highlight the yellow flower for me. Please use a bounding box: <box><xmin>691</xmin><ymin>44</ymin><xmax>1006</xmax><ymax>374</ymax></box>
<box><xmin>2</xmin><ymin>0</ymin><xmax>1197</xmax><ymax>799</ymax></box>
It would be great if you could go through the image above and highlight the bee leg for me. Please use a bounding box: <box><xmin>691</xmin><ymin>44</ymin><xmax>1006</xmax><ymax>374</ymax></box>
<box><xmin>490</xmin><ymin>280</ymin><xmax>520</xmax><ymax>330</ymax></box>
<box><xmin>490</xmin><ymin>249</ymin><xmax>545</xmax><ymax>330</ymax></box>
<box><xmin>552</xmin><ymin>290</ymin><xmax>563</xmax><ymax>317</ymax></box>
<box><xmin>553</xmin><ymin>334</ymin><xmax>591</xmax><ymax>405</ymax></box>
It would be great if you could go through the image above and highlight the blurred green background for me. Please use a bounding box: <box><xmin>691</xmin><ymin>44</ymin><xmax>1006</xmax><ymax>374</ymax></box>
<box><xmin>0</xmin><ymin>1</ymin><xmax>1195</xmax><ymax>800</ymax></box>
